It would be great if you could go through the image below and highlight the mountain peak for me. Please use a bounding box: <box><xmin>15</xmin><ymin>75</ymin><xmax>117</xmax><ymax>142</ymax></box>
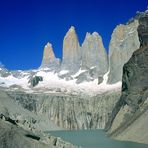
<box><xmin>69</xmin><ymin>26</ymin><xmax>75</xmax><ymax>32</ymax></box>
<box><xmin>41</xmin><ymin>42</ymin><xmax>60</xmax><ymax>69</ymax></box>
<box><xmin>92</xmin><ymin>32</ymin><xmax>99</xmax><ymax>36</ymax></box>
<box><xmin>43</xmin><ymin>42</ymin><xmax>55</xmax><ymax>61</ymax></box>
<box><xmin>85</xmin><ymin>32</ymin><xmax>91</xmax><ymax>39</ymax></box>
<box><xmin>61</xmin><ymin>26</ymin><xmax>81</xmax><ymax>72</ymax></box>
<box><xmin>45</xmin><ymin>42</ymin><xmax>52</xmax><ymax>48</ymax></box>
<box><xmin>64</xmin><ymin>26</ymin><xmax>77</xmax><ymax>39</ymax></box>
<box><xmin>81</xmin><ymin>31</ymin><xmax>108</xmax><ymax>75</ymax></box>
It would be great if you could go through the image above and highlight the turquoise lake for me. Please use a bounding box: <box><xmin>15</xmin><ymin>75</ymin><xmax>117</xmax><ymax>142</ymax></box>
<box><xmin>48</xmin><ymin>130</ymin><xmax>148</xmax><ymax>148</ymax></box>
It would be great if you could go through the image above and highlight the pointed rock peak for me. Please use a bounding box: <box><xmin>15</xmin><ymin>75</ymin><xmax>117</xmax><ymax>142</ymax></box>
<box><xmin>61</xmin><ymin>26</ymin><xmax>81</xmax><ymax>71</ymax></box>
<box><xmin>84</xmin><ymin>32</ymin><xmax>101</xmax><ymax>41</ymax></box>
<box><xmin>43</xmin><ymin>42</ymin><xmax>55</xmax><ymax>61</ymax></box>
<box><xmin>92</xmin><ymin>32</ymin><xmax>99</xmax><ymax>36</ymax></box>
<box><xmin>63</xmin><ymin>26</ymin><xmax>79</xmax><ymax>44</ymax></box>
<box><xmin>92</xmin><ymin>32</ymin><xmax>101</xmax><ymax>39</ymax></box>
<box><xmin>69</xmin><ymin>26</ymin><xmax>75</xmax><ymax>32</ymax></box>
<box><xmin>86</xmin><ymin>32</ymin><xmax>91</xmax><ymax>35</ymax></box>
<box><xmin>41</xmin><ymin>42</ymin><xmax>60</xmax><ymax>69</ymax></box>
<box><xmin>45</xmin><ymin>42</ymin><xmax>52</xmax><ymax>48</ymax></box>
<box><xmin>85</xmin><ymin>32</ymin><xmax>91</xmax><ymax>39</ymax></box>
<box><xmin>65</xmin><ymin>26</ymin><xmax>77</xmax><ymax>38</ymax></box>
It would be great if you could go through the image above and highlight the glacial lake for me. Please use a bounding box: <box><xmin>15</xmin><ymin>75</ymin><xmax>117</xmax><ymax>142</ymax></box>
<box><xmin>48</xmin><ymin>130</ymin><xmax>148</xmax><ymax>148</ymax></box>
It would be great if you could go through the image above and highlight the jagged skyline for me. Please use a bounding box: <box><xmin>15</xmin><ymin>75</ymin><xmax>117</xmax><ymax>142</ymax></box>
<box><xmin>0</xmin><ymin>0</ymin><xmax>147</xmax><ymax>70</ymax></box>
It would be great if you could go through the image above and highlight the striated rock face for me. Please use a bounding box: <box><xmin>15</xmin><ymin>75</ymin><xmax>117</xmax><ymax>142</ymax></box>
<box><xmin>81</xmin><ymin>32</ymin><xmax>108</xmax><ymax>76</ymax></box>
<box><xmin>61</xmin><ymin>26</ymin><xmax>81</xmax><ymax>72</ymax></box>
<box><xmin>107</xmin><ymin>20</ymin><xmax>140</xmax><ymax>84</ymax></box>
<box><xmin>41</xmin><ymin>42</ymin><xmax>60</xmax><ymax>69</ymax></box>
<box><xmin>7</xmin><ymin>91</ymin><xmax>120</xmax><ymax>130</ymax></box>
<box><xmin>106</xmin><ymin>13</ymin><xmax>148</xmax><ymax>144</ymax></box>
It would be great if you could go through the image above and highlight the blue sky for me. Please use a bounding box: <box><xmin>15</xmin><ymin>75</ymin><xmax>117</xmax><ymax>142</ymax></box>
<box><xmin>0</xmin><ymin>0</ymin><xmax>147</xmax><ymax>70</ymax></box>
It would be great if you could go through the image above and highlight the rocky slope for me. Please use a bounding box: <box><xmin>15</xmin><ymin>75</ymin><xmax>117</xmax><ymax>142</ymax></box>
<box><xmin>0</xmin><ymin>90</ymin><xmax>77</xmax><ymax>148</ymax></box>
<box><xmin>0</xmin><ymin>119</ymin><xmax>76</xmax><ymax>148</ymax></box>
<box><xmin>106</xmin><ymin>12</ymin><xmax>148</xmax><ymax>144</ymax></box>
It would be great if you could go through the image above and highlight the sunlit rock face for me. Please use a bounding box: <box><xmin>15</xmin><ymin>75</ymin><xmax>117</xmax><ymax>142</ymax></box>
<box><xmin>7</xmin><ymin>91</ymin><xmax>121</xmax><ymax>130</ymax></box>
<box><xmin>81</xmin><ymin>32</ymin><xmax>108</xmax><ymax>76</ymax></box>
<box><xmin>61</xmin><ymin>26</ymin><xmax>81</xmax><ymax>73</ymax></box>
<box><xmin>107</xmin><ymin>20</ymin><xmax>140</xmax><ymax>84</ymax></box>
<box><xmin>41</xmin><ymin>42</ymin><xmax>60</xmax><ymax>70</ymax></box>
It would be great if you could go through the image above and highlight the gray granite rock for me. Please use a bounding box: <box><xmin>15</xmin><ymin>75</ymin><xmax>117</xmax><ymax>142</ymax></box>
<box><xmin>107</xmin><ymin>20</ymin><xmax>140</xmax><ymax>84</ymax></box>
<box><xmin>61</xmin><ymin>26</ymin><xmax>81</xmax><ymax>73</ymax></box>
<box><xmin>41</xmin><ymin>42</ymin><xmax>60</xmax><ymax>70</ymax></box>
<box><xmin>0</xmin><ymin>90</ymin><xmax>77</xmax><ymax>148</ymax></box>
<box><xmin>8</xmin><ymin>91</ymin><xmax>121</xmax><ymax>130</ymax></box>
<box><xmin>81</xmin><ymin>32</ymin><xmax>108</xmax><ymax>76</ymax></box>
<box><xmin>106</xmin><ymin>12</ymin><xmax>148</xmax><ymax>144</ymax></box>
<box><xmin>0</xmin><ymin>119</ymin><xmax>76</xmax><ymax>148</ymax></box>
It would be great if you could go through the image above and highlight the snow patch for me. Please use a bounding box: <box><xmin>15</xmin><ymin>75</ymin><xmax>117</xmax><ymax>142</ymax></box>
<box><xmin>102</xmin><ymin>70</ymin><xmax>109</xmax><ymax>84</ymax></box>
<box><xmin>0</xmin><ymin>75</ymin><xmax>29</xmax><ymax>89</ymax></box>
<box><xmin>72</xmin><ymin>69</ymin><xmax>86</xmax><ymax>78</ymax></box>
<box><xmin>0</xmin><ymin>69</ymin><xmax>122</xmax><ymax>96</ymax></box>
<box><xmin>59</xmin><ymin>70</ymin><xmax>69</xmax><ymax>75</ymax></box>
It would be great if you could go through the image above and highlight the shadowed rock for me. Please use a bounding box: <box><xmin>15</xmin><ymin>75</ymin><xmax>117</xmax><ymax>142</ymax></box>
<box><xmin>29</xmin><ymin>76</ymin><xmax>43</xmax><ymax>87</ymax></box>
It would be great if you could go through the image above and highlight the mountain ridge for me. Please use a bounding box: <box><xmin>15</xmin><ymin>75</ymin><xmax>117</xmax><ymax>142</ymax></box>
<box><xmin>1</xmin><ymin>9</ymin><xmax>147</xmax><ymax>96</ymax></box>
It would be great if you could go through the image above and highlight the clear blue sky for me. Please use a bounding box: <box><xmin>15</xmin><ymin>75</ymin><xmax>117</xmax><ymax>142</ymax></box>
<box><xmin>0</xmin><ymin>0</ymin><xmax>147</xmax><ymax>70</ymax></box>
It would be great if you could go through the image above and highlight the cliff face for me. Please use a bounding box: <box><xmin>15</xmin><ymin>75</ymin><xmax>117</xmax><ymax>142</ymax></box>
<box><xmin>81</xmin><ymin>32</ymin><xmax>108</xmax><ymax>76</ymax></box>
<box><xmin>106</xmin><ymin>12</ymin><xmax>148</xmax><ymax>144</ymax></box>
<box><xmin>61</xmin><ymin>26</ymin><xmax>81</xmax><ymax>72</ymax></box>
<box><xmin>7</xmin><ymin>91</ymin><xmax>120</xmax><ymax>130</ymax></box>
<box><xmin>107</xmin><ymin>20</ymin><xmax>140</xmax><ymax>84</ymax></box>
